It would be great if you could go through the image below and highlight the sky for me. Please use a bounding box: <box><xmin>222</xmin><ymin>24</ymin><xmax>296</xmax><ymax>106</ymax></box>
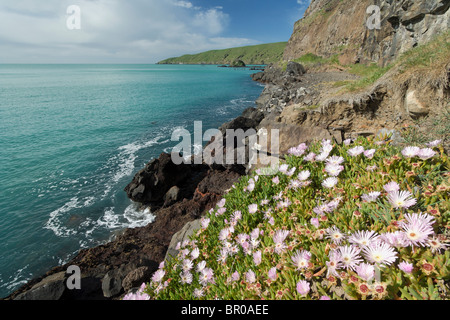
<box><xmin>0</xmin><ymin>0</ymin><xmax>311</xmax><ymax>63</ymax></box>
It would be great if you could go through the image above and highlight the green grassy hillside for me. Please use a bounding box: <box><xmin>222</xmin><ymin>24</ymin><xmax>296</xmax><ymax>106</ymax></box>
<box><xmin>158</xmin><ymin>42</ymin><xmax>287</xmax><ymax>65</ymax></box>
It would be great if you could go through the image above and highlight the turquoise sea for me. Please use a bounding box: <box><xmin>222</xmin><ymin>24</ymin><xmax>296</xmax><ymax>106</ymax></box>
<box><xmin>0</xmin><ymin>64</ymin><xmax>263</xmax><ymax>297</ymax></box>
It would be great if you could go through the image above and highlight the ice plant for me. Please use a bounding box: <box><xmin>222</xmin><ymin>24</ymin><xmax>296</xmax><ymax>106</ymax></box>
<box><xmin>361</xmin><ymin>192</ymin><xmax>381</xmax><ymax>203</ymax></box>
<box><xmin>348</xmin><ymin>146</ymin><xmax>365</xmax><ymax>157</ymax></box>
<box><xmin>298</xmin><ymin>170</ymin><xmax>311</xmax><ymax>181</ymax></box>
<box><xmin>268</xmin><ymin>267</ymin><xmax>277</xmax><ymax>281</ymax></box>
<box><xmin>355</xmin><ymin>263</ymin><xmax>375</xmax><ymax>282</ymax></box>
<box><xmin>401</xmin><ymin>146</ymin><xmax>420</xmax><ymax>158</ymax></box>
<box><xmin>362</xmin><ymin>242</ymin><xmax>398</xmax><ymax>267</ymax></box>
<box><xmin>296</xmin><ymin>280</ymin><xmax>310</xmax><ymax>296</ymax></box>
<box><xmin>338</xmin><ymin>245</ymin><xmax>363</xmax><ymax>270</ymax></box>
<box><xmin>322</xmin><ymin>177</ymin><xmax>338</xmax><ymax>189</ymax></box>
<box><xmin>245</xmin><ymin>270</ymin><xmax>256</xmax><ymax>284</ymax></box>
<box><xmin>326</xmin><ymin>226</ymin><xmax>346</xmax><ymax>244</ymax></box>
<box><xmin>140</xmin><ymin>136</ymin><xmax>449</xmax><ymax>301</ymax></box>
<box><xmin>325</xmin><ymin>164</ymin><xmax>344</xmax><ymax>177</ymax></box>
<box><xmin>291</xmin><ymin>250</ymin><xmax>312</xmax><ymax>270</ymax></box>
<box><xmin>398</xmin><ymin>261</ymin><xmax>414</xmax><ymax>274</ymax></box>
<box><xmin>418</xmin><ymin>148</ymin><xmax>436</xmax><ymax>160</ymax></box>
<box><xmin>387</xmin><ymin>190</ymin><xmax>417</xmax><ymax>209</ymax></box>
<box><xmin>426</xmin><ymin>140</ymin><xmax>442</xmax><ymax>148</ymax></box>
<box><xmin>273</xmin><ymin>230</ymin><xmax>289</xmax><ymax>254</ymax></box>
<box><xmin>151</xmin><ymin>269</ymin><xmax>165</xmax><ymax>283</ymax></box>
<box><xmin>248</xmin><ymin>204</ymin><xmax>258</xmax><ymax>214</ymax></box>
<box><xmin>348</xmin><ymin>230</ymin><xmax>380</xmax><ymax>248</ymax></box>
<box><xmin>383</xmin><ymin>181</ymin><xmax>400</xmax><ymax>193</ymax></box>
<box><xmin>401</xmin><ymin>213</ymin><xmax>435</xmax><ymax>247</ymax></box>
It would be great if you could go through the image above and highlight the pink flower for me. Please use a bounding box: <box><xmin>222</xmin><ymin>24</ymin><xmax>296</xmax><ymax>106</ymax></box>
<box><xmin>401</xmin><ymin>213</ymin><xmax>435</xmax><ymax>247</ymax></box>
<box><xmin>320</xmin><ymin>296</ymin><xmax>331</xmax><ymax>300</ymax></box>
<box><xmin>338</xmin><ymin>245</ymin><xmax>363</xmax><ymax>270</ymax></box>
<box><xmin>304</xmin><ymin>152</ymin><xmax>316</xmax><ymax>162</ymax></box>
<box><xmin>231</xmin><ymin>271</ymin><xmax>240</xmax><ymax>282</ymax></box>
<box><xmin>245</xmin><ymin>270</ymin><xmax>256</xmax><ymax>284</ymax></box>
<box><xmin>355</xmin><ymin>263</ymin><xmax>375</xmax><ymax>282</ymax></box>
<box><xmin>199</xmin><ymin>268</ymin><xmax>214</xmax><ymax>286</ymax></box>
<box><xmin>398</xmin><ymin>261</ymin><xmax>414</xmax><ymax>274</ymax></box>
<box><xmin>361</xmin><ymin>191</ymin><xmax>381</xmax><ymax>203</ymax></box>
<box><xmin>151</xmin><ymin>269</ymin><xmax>165</xmax><ymax>283</ymax></box>
<box><xmin>248</xmin><ymin>204</ymin><xmax>258</xmax><ymax>214</ymax></box>
<box><xmin>325</xmin><ymin>164</ymin><xmax>344</xmax><ymax>177</ymax></box>
<box><xmin>268</xmin><ymin>267</ymin><xmax>277</xmax><ymax>281</ymax></box>
<box><xmin>348</xmin><ymin>230</ymin><xmax>380</xmax><ymax>248</ymax></box>
<box><xmin>311</xmin><ymin>217</ymin><xmax>320</xmax><ymax>228</ymax></box>
<box><xmin>427</xmin><ymin>140</ymin><xmax>442</xmax><ymax>148</ymax></box>
<box><xmin>296</xmin><ymin>280</ymin><xmax>310</xmax><ymax>296</ymax></box>
<box><xmin>383</xmin><ymin>181</ymin><xmax>400</xmax><ymax>193</ymax></box>
<box><xmin>326</xmin><ymin>226</ymin><xmax>346</xmax><ymax>245</ymax></box>
<box><xmin>387</xmin><ymin>190</ymin><xmax>417</xmax><ymax>209</ymax></box>
<box><xmin>326</xmin><ymin>156</ymin><xmax>344</xmax><ymax>166</ymax></box>
<box><xmin>298</xmin><ymin>170</ymin><xmax>311</xmax><ymax>181</ymax></box>
<box><xmin>364</xmin><ymin>149</ymin><xmax>376</xmax><ymax>159</ymax></box>
<box><xmin>217</xmin><ymin>198</ymin><xmax>226</xmax><ymax>208</ymax></box>
<box><xmin>291</xmin><ymin>250</ymin><xmax>312</xmax><ymax>270</ymax></box>
<box><xmin>418</xmin><ymin>148</ymin><xmax>436</xmax><ymax>160</ymax></box>
<box><xmin>322</xmin><ymin>177</ymin><xmax>338</xmax><ymax>189</ymax></box>
<box><xmin>272</xmin><ymin>176</ymin><xmax>280</xmax><ymax>185</ymax></box>
<box><xmin>253</xmin><ymin>251</ymin><xmax>262</xmax><ymax>266</ymax></box>
<box><xmin>380</xmin><ymin>231</ymin><xmax>408</xmax><ymax>248</ymax></box>
<box><xmin>273</xmin><ymin>230</ymin><xmax>289</xmax><ymax>254</ymax></box>
<box><xmin>348</xmin><ymin>146</ymin><xmax>365</xmax><ymax>157</ymax></box>
<box><xmin>362</xmin><ymin>242</ymin><xmax>398</xmax><ymax>267</ymax></box>
<box><xmin>401</xmin><ymin>146</ymin><xmax>420</xmax><ymax>158</ymax></box>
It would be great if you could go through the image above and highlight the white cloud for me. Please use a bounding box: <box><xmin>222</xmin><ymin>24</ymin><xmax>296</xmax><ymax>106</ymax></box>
<box><xmin>0</xmin><ymin>0</ymin><xmax>258</xmax><ymax>63</ymax></box>
<box><xmin>173</xmin><ymin>1</ymin><xmax>194</xmax><ymax>9</ymax></box>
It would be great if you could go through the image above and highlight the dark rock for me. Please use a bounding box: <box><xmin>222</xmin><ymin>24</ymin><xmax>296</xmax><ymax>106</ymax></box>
<box><xmin>230</xmin><ymin>60</ymin><xmax>246</xmax><ymax>67</ymax></box>
<box><xmin>219</xmin><ymin>116</ymin><xmax>260</xmax><ymax>134</ymax></box>
<box><xmin>241</xmin><ymin>107</ymin><xmax>265</xmax><ymax>123</ymax></box>
<box><xmin>124</xmin><ymin>153</ymin><xmax>192</xmax><ymax>205</ymax></box>
<box><xmin>102</xmin><ymin>269</ymin><xmax>123</xmax><ymax>298</ymax></box>
<box><xmin>122</xmin><ymin>267</ymin><xmax>152</xmax><ymax>292</ymax></box>
<box><xmin>163</xmin><ymin>186</ymin><xmax>181</xmax><ymax>207</ymax></box>
<box><xmin>286</xmin><ymin>61</ymin><xmax>306</xmax><ymax>77</ymax></box>
<box><xmin>13</xmin><ymin>272</ymin><xmax>66</xmax><ymax>301</ymax></box>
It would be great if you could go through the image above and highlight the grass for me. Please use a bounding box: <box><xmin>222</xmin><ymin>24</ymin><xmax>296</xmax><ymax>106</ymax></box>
<box><xmin>158</xmin><ymin>42</ymin><xmax>288</xmax><ymax>65</ymax></box>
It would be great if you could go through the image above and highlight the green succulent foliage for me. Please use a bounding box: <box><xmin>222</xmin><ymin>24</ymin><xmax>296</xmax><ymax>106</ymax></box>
<box><xmin>138</xmin><ymin>136</ymin><xmax>449</xmax><ymax>301</ymax></box>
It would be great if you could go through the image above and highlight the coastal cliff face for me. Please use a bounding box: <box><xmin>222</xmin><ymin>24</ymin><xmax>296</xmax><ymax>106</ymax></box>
<box><xmin>284</xmin><ymin>0</ymin><xmax>450</xmax><ymax>66</ymax></box>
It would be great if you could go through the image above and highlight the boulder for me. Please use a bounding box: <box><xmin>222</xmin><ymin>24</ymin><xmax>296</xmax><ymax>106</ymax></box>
<box><xmin>286</xmin><ymin>61</ymin><xmax>306</xmax><ymax>77</ymax></box>
<box><xmin>124</xmin><ymin>153</ymin><xmax>192</xmax><ymax>205</ymax></box>
<box><xmin>405</xmin><ymin>90</ymin><xmax>429</xmax><ymax>119</ymax></box>
<box><xmin>122</xmin><ymin>267</ymin><xmax>152</xmax><ymax>292</ymax></box>
<box><xmin>13</xmin><ymin>272</ymin><xmax>66</xmax><ymax>301</ymax></box>
<box><xmin>163</xmin><ymin>186</ymin><xmax>181</xmax><ymax>207</ymax></box>
<box><xmin>165</xmin><ymin>219</ymin><xmax>202</xmax><ymax>261</ymax></box>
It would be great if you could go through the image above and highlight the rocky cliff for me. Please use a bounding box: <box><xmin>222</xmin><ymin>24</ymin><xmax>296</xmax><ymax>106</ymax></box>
<box><xmin>284</xmin><ymin>0</ymin><xmax>450</xmax><ymax>66</ymax></box>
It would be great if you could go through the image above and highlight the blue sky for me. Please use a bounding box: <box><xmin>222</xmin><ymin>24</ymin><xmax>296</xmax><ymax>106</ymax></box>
<box><xmin>0</xmin><ymin>0</ymin><xmax>311</xmax><ymax>63</ymax></box>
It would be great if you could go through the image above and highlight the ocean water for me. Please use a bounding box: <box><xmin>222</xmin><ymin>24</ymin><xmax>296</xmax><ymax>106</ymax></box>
<box><xmin>0</xmin><ymin>64</ymin><xmax>263</xmax><ymax>297</ymax></box>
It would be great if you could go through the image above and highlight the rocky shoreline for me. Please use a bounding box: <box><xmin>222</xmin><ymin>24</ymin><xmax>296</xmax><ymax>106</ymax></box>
<box><xmin>2</xmin><ymin>61</ymin><xmax>360</xmax><ymax>300</ymax></box>
<box><xmin>3</xmin><ymin>67</ymin><xmax>275</xmax><ymax>300</ymax></box>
